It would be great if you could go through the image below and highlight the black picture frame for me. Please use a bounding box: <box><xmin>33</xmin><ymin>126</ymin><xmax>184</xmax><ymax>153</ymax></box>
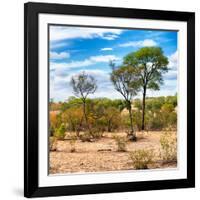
<box><xmin>24</xmin><ymin>2</ymin><xmax>195</xmax><ymax>198</ymax></box>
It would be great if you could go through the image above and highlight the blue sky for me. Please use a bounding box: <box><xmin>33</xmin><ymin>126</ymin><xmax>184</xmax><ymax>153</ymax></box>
<box><xmin>49</xmin><ymin>25</ymin><xmax>178</xmax><ymax>102</ymax></box>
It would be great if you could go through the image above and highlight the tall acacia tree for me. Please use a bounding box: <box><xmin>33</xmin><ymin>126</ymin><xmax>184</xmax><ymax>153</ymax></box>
<box><xmin>70</xmin><ymin>71</ymin><xmax>97</xmax><ymax>132</ymax></box>
<box><xmin>123</xmin><ymin>47</ymin><xmax>169</xmax><ymax>130</ymax></box>
<box><xmin>110</xmin><ymin>63</ymin><xmax>140</xmax><ymax>140</ymax></box>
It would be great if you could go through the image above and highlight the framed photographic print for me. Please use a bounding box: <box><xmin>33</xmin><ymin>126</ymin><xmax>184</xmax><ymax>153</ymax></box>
<box><xmin>24</xmin><ymin>2</ymin><xmax>195</xmax><ymax>198</ymax></box>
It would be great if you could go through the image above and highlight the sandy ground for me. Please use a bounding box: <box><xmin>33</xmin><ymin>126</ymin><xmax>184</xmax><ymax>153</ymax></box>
<box><xmin>49</xmin><ymin>131</ymin><xmax>177</xmax><ymax>174</ymax></box>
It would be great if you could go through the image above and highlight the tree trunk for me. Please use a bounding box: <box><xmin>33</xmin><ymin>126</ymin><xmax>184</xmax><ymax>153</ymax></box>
<box><xmin>107</xmin><ymin>119</ymin><xmax>111</xmax><ymax>132</ymax></box>
<box><xmin>76</xmin><ymin>116</ymin><xmax>83</xmax><ymax>138</ymax></box>
<box><xmin>127</xmin><ymin>101</ymin><xmax>136</xmax><ymax>141</ymax></box>
<box><xmin>83</xmin><ymin>100</ymin><xmax>88</xmax><ymax>127</ymax></box>
<box><xmin>142</xmin><ymin>86</ymin><xmax>146</xmax><ymax>130</ymax></box>
<box><xmin>82</xmin><ymin>100</ymin><xmax>91</xmax><ymax>133</ymax></box>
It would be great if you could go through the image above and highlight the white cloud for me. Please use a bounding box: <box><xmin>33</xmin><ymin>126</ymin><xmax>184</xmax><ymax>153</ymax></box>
<box><xmin>50</xmin><ymin>42</ymin><xmax>69</xmax><ymax>50</ymax></box>
<box><xmin>50</xmin><ymin>69</ymin><xmax>123</xmax><ymax>101</ymax></box>
<box><xmin>119</xmin><ymin>39</ymin><xmax>157</xmax><ymax>48</ymax></box>
<box><xmin>90</xmin><ymin>55</ymin><xmax>119</xmax><ymax>62</ymax></box>
<box><xmin>50</xmin><ymin>51</ymin><xmax>70</xmax><ymax>60</ymax></box>
<box><xmin>50</xmin><ymin>54</ymin><xmax>120</xmax><ymax>72</ymax></box>
<box><xmin>50</xmin><ymin>26</ymin><xmax>123</xmax><ymax>41</ymax></box>
<box><xmin>102</xmin><ymin>34</ymin><xmax>118</xmax><ymax>40</ymax></box>
<box><xmin>100</xmin><ymin>47</ymin><xmax>113</xmax><ymax>51</ymax></box>
<box><xmin>168</xmin><ymin>50</ymin><xmax>178</xmax><ymax>70</ymax></box>
<box><xmin>164</xmin><ymin>71</ymin><xmax>177</xmax><ymax>80</ymax></box>
<box><xmin>162</xmin><ymin>50</ymin><xmax>178</xmax><ymax>83</ymax></box>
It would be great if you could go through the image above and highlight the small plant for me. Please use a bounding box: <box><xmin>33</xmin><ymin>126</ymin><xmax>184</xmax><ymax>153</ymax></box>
<box><xmin>129</xmin><ymin>149</ymin><xmax>154</xmax><ymax>169</ymax></box>
<box><xmin>160</xmin><ymin>132</ymin><xmax>177</xmax><ymax>162</ymax></box>
<box><xmin>90</xmin><ymin>128</ymin><xmax>103</xmax><ymax>139</ymax></box>
<box><xmin>54</xmin><ymin>123</ymin><xmax>66</xmax><ymax>140</ymax></box>
<box><xmin>79</xmin><ymin>131</ymin><xmax>93</xmax><ymax>142</ymax></box>
<box><xmin>114</xmin><ymin>136</ymin><xmax>127</xmax><ymax>152</ymax></box>
<box><xmin>69</xmin><ymin>135</ymin><xmax>77</xmax><ymax>152</ymax></box>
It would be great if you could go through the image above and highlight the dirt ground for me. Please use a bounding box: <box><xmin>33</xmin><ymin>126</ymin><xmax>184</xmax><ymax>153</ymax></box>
<box><xmin>49</xmin><ymin>131</ymin><xmax>177</xmax><ymax>174</ymax></box>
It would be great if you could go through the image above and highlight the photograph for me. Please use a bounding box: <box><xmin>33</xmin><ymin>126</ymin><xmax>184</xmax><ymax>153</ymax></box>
<box><xmin>48</xmin><ymin>25</ymin><xmax>178</xmax><ymax>174</ymax></box>
<box><xmin>24</xmin><ymin>2</ymin><xmax>195</xmax><ymax>197</ymax></box>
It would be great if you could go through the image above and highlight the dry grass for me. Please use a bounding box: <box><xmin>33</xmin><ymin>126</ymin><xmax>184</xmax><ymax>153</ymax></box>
<box><xmin>49</xmin><ymin>131</ymin><xmax>177</xmax><ymax>174</ymax></box>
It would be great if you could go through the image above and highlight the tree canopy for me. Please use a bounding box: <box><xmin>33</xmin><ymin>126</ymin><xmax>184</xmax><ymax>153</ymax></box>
<box><xmin>123</xmin><ymin>47</ymin><xmax>169</xmax><ymax>91</ymax></box>
<box><xmin>70</xmin><ymin>71</ymin><xmax>97</xmax><ymax>101</ymax></box>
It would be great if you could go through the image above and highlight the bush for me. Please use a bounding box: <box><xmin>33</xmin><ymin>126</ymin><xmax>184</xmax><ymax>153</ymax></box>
<box><xmin>54</xmin><ymin>123</ymin><xmax>66</xmax><ymax>140</ymax></box>
<box><xmin>49</xmin><ymin>111</ymin><xmax>62</xmax><ymax>135</ymax></box>
<box><xmin>114</xmin><ymin>136</ymin><xmax>127</xmax><ymax>152</ymax></box>
<box><xmin>147</xmin><ymin>112</ymin><xmax>164</xmax><ymax>130</ymax></box>
<box><xmin>90</xmin><ymin>127</ymin><xmax>104</xmax><ymax>139</ymax></box>
<box><xmin>79</xmin><ymin>132</ymin><xmax>93</xmax><ymax>142</ymax></box>
<box><xmin>129</xmin><ymin>149</ymin><xmax>154</xmax><ymax>169</ymax></box>
<box><xmin>132</xmin><ymin>111</ymin><xmax>142</xmax><ymax>131</ymax></box>
<box><xmin>69</xmin><ymin>135</ymin><xmax>77</xmax><ymax>152</ymax></box>
<box><xmin>160</xmin><ymin>133</ymin><xmax>177</xmax><ymax>162</ymax></box>
<box><xmin>62</xmin><ymin>107</ymin><xmax>83</xmax><ymax>135</ymax></box>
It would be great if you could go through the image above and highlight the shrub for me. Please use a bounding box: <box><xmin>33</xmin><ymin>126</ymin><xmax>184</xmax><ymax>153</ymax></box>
<box><xmin>61</xmin><ymin>107</ymin><xmax>83</xmax><ymax>135</ymax></box>
<box><xmin>129</xmin><ymin>149</ymin><xmax>154</xmax><ymax>169</ymax></box>
<box><xmin>49</xmin><ymin>111</ymin><xmax>62</xmax><ymax>135</ymax></box>
<box><xmin>90</xmin><ymin>128</ymin><xmax>103</xmax><ymax>139</ymax></box>
<box><xmin>69</xmin><ymin>135</ymin><xmax>77</xmax><ymax>152</ymax></box>
<box><xmin>132</xmin><ymin>111</ymin><xmax>142</xmax><ymax>131</ymax></box>
<box><xmin>114</xmin><ymin>136</ymin><xmax>127</xmax><ymax>152</ymax></box>
<box><xmin>54</xmin><ymin>123</ymin><xmax>66</xmax><ymax>140</ymax></box>
<box><xmin>79</xmin><ymin>132</ymin><xmax>93</xmax><ymax>142</ymax></box>
<box><xmin>160</xmin><ymin>133</ymin><xmax>177</xmax><ymax>162</ymax></box>
<box><xmin>168</xmin><ymin>112</ymin><xmax>177</xmax><ymax>128</ymax></box>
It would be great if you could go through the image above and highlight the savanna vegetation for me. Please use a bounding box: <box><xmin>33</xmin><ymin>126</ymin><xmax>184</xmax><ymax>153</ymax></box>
<box><xmin>49</xmin><ymin>47</ymin><xmax>178</xmax><ymax>174</ymax></box>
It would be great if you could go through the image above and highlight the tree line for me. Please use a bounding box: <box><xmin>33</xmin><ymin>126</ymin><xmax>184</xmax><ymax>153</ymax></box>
<box><xmin>50</xmin><ymin>96</ymin><xmax>177</xmax><ymax>140</ymax></box>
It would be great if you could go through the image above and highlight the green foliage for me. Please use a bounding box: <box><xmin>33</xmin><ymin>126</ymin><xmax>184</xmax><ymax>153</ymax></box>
<box><xmin>146</xmin><ymin>112</ymin><xmax>164</xmax><ymax>130</ymax></box>
<box><xmin>92</xmin><ymin>98</ymin><xmax>126</xmax><ymax>111</ymax></box>
<box><xmin>62</xmin><ymin>106</ymin><xmax>83</xmax><ymax>135</ymax></box>
<box><xmin>54</xmin><ymin>123</ymin><xmax>66</xmax><ymax>140</ymax></box>
<box><xmin>132</xmin><ymin>111</ymin><xmax>142</xmax><ymax>131</ymax></box>
<box><xmin>165</xmin><ymin>95</ymin><xmax>177</xmax><ymax>107</ymax></box>
<box><xmin>114</xmin><ymin>136</ymin><xmax>127</xmax><ymax>152</ymax></box>
<box><xmin>60</xmin><ymin>96</ymin><xmax>83</xmax><ymax>111</ymax></box>
<box><xmin>49</xmin><ymin>94</ymin><xmax>177</xmax><ymax>135</ymax></box>
<box><xmin>132</xmin><ymin>96</ymin><xmax>177</xmax><ymax>131</ymax></box>
<box><xmin>123</xmin><ymin>46</ymin><xmax>169</xmax><ymax>90</ymax></box>
<box><xmin>129</xmin><ymin>149</ymin><xmax>154</xmax><ymax>169</ymax></box>
<box><xmin>160</xmin><ymin>133</ymin><xmax>177</xmax><ymax>161</ymax></box>
<box><xmin>161</xmin><ymin>103</ymin><xmax>174</xmax><ymax>113</ymax></box>
<box><xmin>110</xmin><ymin>64</ymin><xmax>140</xmax><ymax>100</ymax></box>
<box><xmin>146</xmin><ymin>97</ymin><xmax>165</xmax><ymax>111</ymax></box>
<box><xmin>83</xmin><ymin>98</ymin><xmax>123</xmax><ymax>133</ymax></box>
<box><xmin>133</xmin><ymin>99</ymin><xmax>142</xmax><ymax>110</ymax></box>
<box><xmin>123</xmin><ymin>47</ymin><xmax>169</xmax><ymax>86</ymax></box>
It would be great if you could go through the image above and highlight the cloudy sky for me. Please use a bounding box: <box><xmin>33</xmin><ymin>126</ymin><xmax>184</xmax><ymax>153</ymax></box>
<box><xmin>49</xmin><ymin>25</ymin><xmax>178</xmax><ymax>102</ymax></box>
